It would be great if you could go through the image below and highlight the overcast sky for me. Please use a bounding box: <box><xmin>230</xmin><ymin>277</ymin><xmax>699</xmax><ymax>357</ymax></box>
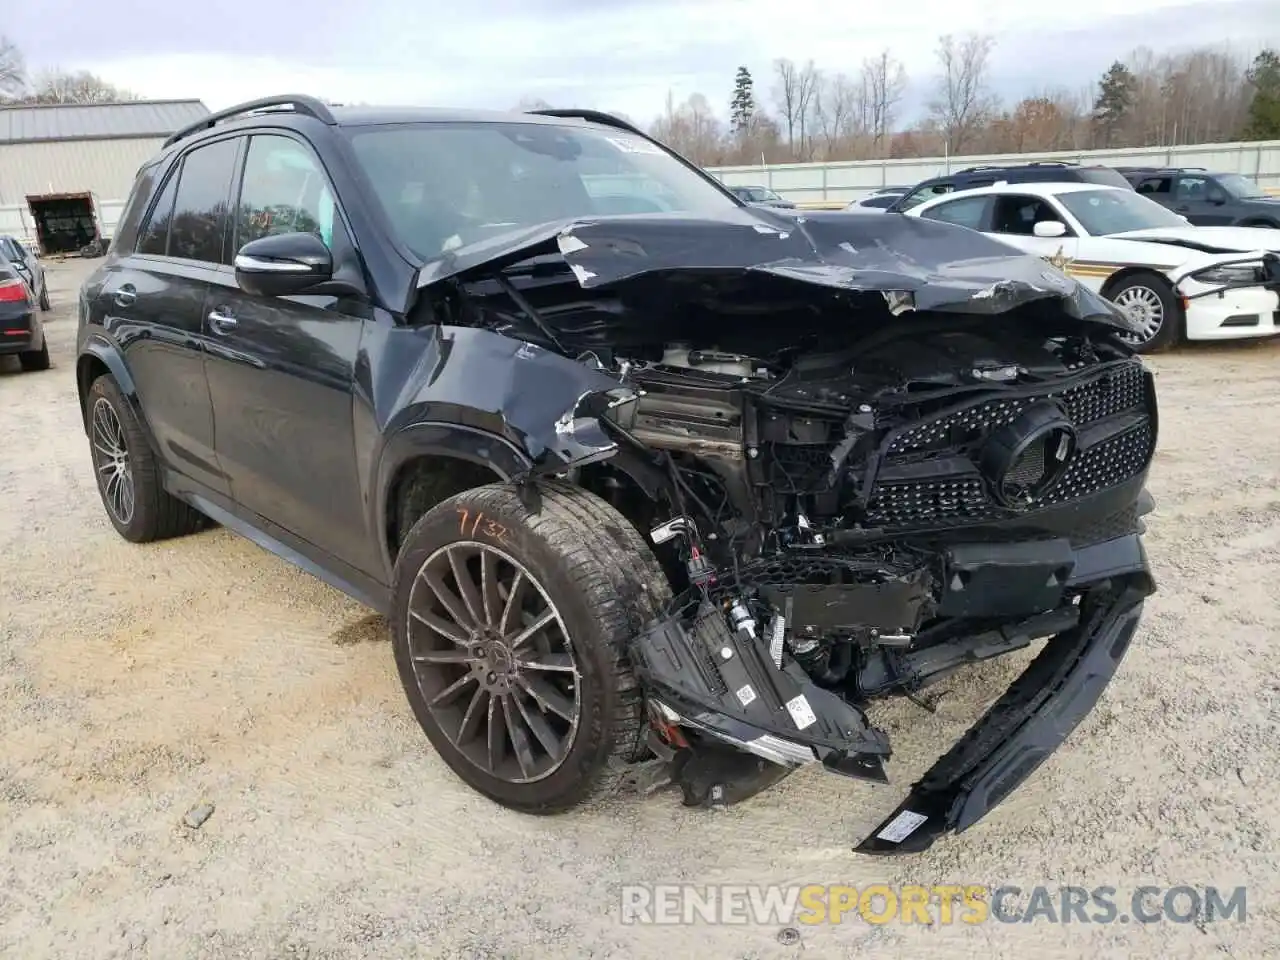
<box><xmin>6</xmin><ymin>0</ymin><xmax>1279</xmax><ymax>122</ymax></box>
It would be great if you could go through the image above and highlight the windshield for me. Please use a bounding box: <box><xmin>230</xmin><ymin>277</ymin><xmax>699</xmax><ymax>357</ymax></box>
<box><xmin>347</xmin><ymin>121</ymin><xmax>737</xmax><ymax>259</ymax></box>
<box><xmin>0</xmin><ymin>238</ymin><xmax>22</xmax><ymax>261</ymax></box>
<box><xmin>1056</xmin><ymin>188</ymin><xmax>1189</xmax><ymax>235</ymax></box>
<box><xmin>1217</xmin><ymin>173</ymin><xmax>1265</xmax><ymax>199</ymax></box>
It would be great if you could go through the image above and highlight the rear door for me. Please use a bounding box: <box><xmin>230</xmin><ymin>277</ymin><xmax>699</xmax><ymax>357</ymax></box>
<box><xmin>202</xmin><ymin>131</ymin><xmax>376</xmax><ymax>575</ymax></box>
<box><xmin>91</xmin><ymin>135</ymin><xmax>242</xmax><ymax>496</ymax></box>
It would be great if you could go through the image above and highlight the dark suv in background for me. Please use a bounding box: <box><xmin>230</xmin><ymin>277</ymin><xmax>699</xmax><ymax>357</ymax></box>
<box><xmin>888</xmin><ymin>160</ymin><xmax>1135</xmax><ymax>213</ymax></box>
<box><xmin>74</xmin><ymin>95</ymin><xmax>1156</xmax><ymax>855</ymax></box>
<box><xmin>1116</xmin><ymin>167</ymin><xmax>1279</xmax><ymax>227</ymax></box>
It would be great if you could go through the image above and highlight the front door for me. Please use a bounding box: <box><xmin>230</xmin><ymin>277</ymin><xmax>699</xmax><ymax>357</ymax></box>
<box><xmin>202</xmin><ymin>132</ymin><xmax>378</xmax><ymax>576</ymax></box>
<box><xmin>94</xmin><ymin>136</ymin><xmax>242</xmax><ymax>497</ymax></box>
<box><xmin>1172</xmin><ymin>174</ymin><xmax>1233</xmax><ymax>225</ymax></box>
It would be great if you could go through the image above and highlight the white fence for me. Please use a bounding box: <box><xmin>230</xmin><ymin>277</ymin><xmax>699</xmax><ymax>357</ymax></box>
<box><xmin>708</xmin><ymin>139</ymin><xmax>1280</xmax><ymax>204</ymax></box>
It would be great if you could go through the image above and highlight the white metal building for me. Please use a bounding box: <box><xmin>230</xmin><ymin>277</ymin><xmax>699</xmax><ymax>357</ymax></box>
<box><xmin>0</xmin><ymin>99</ymin><xmax>210</xmax><ymax>253</ymax></box>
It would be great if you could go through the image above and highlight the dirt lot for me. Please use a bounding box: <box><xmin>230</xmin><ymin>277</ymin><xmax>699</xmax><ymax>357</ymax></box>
<box><xmin>1</xmin><ymin>258</ymin><xmax>1278</xmax><ymax>959</ymax></box>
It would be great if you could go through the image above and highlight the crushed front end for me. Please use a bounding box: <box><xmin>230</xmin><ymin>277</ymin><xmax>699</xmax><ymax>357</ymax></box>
<box><xmin>423</xmin><ymin>209</ymin><xmax>1159</xmax><ymax>853</ymax></box>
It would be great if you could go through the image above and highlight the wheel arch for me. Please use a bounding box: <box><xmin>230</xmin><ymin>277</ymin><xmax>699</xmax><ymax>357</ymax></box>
<box><xmin>1099</xmin><ymin>265</ymin><xmax>1176</xmax><ymax>301</ymax></box>
<box><xmin>76</xmin><ymin>339</ymin><xmax>159</xmax><ymax>452</ymax></box>
<box><xmin>375</xmin><ymin>422</ymin><xmax>533</xmax><ymax>573</ymax></box>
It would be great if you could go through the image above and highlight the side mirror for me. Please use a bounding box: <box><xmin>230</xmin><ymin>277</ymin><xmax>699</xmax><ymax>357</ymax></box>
<box><xmin>234</xmin><ymin>232</ymin><xmax>333</xmax><ymax>298</ymax></box>
<box><xmin>1207</xmin><ymin>191</ymin><xmax>1227</xmax><ymax>205</ymax></box>
<box><xmin>1033</xmin><ymin>220</ymin><xmax>1067</xmax><ymax>239</ymax></box>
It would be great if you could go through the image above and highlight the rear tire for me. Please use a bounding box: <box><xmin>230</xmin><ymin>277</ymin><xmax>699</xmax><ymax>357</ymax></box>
<box><xmin>390</xmin><ymin>481</ymin><xmax>670</xmax><ymax>814</ymax></box>
<box><xmin>86</xmin><ymin>373</ymin><xmax>206</xmax><ymax>543</ymax></box>
<box><xmin>1106</xmin><ymin>272</ymin><xmax>1182</xmax><ymax>353</ymax></box>
<box><xmin>18</xmin><ymin>340</ymin><xmax>50</xmax><ymax>372</ymax></box>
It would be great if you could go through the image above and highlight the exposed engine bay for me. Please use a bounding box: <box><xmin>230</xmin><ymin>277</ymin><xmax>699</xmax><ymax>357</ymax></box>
<box><xmin>418</xmin><ymin>209</ymin><xmax>1159</xmax><ymax>854</ymax></box>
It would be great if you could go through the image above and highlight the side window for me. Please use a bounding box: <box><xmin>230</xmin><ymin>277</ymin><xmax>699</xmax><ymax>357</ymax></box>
<box><xmin>168</xmin><ymin>138</ymin><xmax>239</xmax><ymax>263</ymax></box>
<box><xmin>991</xmin><ymin>196</ymin><xmax>1066</xmax><ymax>236</ymax></box>
<box><xmin>920</xmin><ymin>195</ymin><xmax>990</xmax><ymax>230</ymax></box>
<box><xmin>136</xmin><ymin>166</ymin><xmax>180</xmax><ymax>257</ymax></box>
<box><xmin>235</xmin><ymin>134</ymin><xmax>340</xmax><ymax>252</ymax></box>
<box><xmin>899</xmin><ymin>182</ymin><xmax>954</xmax><ymax>210</ymax></box>
<box><xmin>1173</xmin><ymin>175</ymin><xmax>1207</xmax><ymax>201</ymax></box>
<box><xmin>1135</xmin><ymin>176</ymin><xmax>1171</xmax><ymax>196</ymax></box>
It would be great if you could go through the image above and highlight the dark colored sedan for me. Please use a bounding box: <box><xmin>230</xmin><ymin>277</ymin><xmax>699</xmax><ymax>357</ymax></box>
<box><xmin>0</xmin><ymin>256</ymin><xmax>49</xmax><ymax>371</ymax></box>
<box><xmin>0</xmin><ymin>235</ymin><xmax>50</xmax><ymax>312</ymax></box>
<box><xmin>728</xmin><ymin>185</ymin><xmax>797</xmax><ymax>209</ymax></box>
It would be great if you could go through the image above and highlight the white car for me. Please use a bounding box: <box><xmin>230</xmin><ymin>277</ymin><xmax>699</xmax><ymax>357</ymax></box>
<box><xmin>903</xmin><ymin>181</ymin><xmax>1280</xmax><ymax>352</ymax></box>
<box><xmin>845</xmin><ymin>187</ymin><xmax>909</xmax><ymax>213</ymax></box>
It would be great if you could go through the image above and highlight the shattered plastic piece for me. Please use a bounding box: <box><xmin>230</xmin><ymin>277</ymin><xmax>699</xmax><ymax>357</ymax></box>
<box><xmin>569</xmin><ymin>263</ymin><xmax>597</xmax><ymax>286</ymax></box>
<box><xmin>882</xmin><ymin>290</ymin><xmax>915</xmax><ymax>315</ymax></box>
<box><xmin>557</xmin><ymin>232</ymin><xmax>589</xmax><ymax>254</ymax></box>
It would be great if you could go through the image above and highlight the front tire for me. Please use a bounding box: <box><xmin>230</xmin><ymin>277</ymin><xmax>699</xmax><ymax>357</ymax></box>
<box><xmin>1107</xmin><ymin>272</ymin><xmax>1183</xmax><ymax>353</ymax></box>
<box><xmin>39</xmin><ymin>283</ymin><xmax>50</xmax><ymax>311</ymax></box>
<box><xmin>86</xmin><ymin>374</ymin><xmax>206</xmax><ymax>542</ymax></box>
<box><xmin>390</xmin><ymin>481</ymin><xmax>669</xmax><ymax>814</ymax></box>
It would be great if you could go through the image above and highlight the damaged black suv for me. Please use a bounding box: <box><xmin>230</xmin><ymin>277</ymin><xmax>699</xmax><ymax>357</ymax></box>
<box><xmin>76</xmin><ymin>95</ymin><xmax>1158</xmax><ymax>854</ymax></box>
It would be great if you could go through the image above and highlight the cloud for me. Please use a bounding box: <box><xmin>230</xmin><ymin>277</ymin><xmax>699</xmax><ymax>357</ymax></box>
<box><xmin>5</xmin><ymin>0</ymin><xmax>1277</xmax><ymax>122</ymax></box>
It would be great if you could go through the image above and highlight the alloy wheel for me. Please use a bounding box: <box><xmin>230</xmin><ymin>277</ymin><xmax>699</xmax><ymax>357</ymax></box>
<box><xmin>91</xmin><ymin>397</ymin><xmax>135</xmax><ymax>525</ymax></box>
<box><xmin>405</xmin><ymin>542</ymin><xmax>581</xmax><ymax>784</ymax></box>
<box><xmin>1112</xmin><ymin>285</ymin><xmax>1165</xmax><ymax>346</ymax></box>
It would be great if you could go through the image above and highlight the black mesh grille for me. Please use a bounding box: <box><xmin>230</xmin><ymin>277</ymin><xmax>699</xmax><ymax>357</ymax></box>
<box><xmin>888</xmin><ymin>361</ymin><xmax>1146</xmax><ymax>456</ymax></box>
<box><xmin>865</xmin><ymin>477</ymin><xmax>996</xmax><ymax>528</ymax></box>
<box><xmin>1039</xmin><ymin>422</ymin><xmax>1154</xmax><ymax>505</ymax></box>
<box><xmin>865</xmin><ymin>422</ymin><xmax>1154</xmax><ymax>530</ymax></box>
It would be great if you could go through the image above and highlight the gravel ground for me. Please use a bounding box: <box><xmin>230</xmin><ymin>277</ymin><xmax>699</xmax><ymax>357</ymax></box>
<box><xmin>1</xmin><ymin>258</ymin><xmax>1278</xmax><ymax>959</ymax></box>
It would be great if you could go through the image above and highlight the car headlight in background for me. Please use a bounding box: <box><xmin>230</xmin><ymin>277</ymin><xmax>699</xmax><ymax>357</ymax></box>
<box><xmin>1189</xmin><ymin>262</ymin><xmax>1264</xmax><ymax>285</ymax></box>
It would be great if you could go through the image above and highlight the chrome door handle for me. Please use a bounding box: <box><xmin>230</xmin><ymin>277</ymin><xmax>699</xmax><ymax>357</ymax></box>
<box><xmin>113</xmin><ymin>284</ymin><xmax>136</xmax><ymax>307</ymax></box>
<box><xmin>208</xmin><ymin>308</ymin><xmax>237</xmax><ymax>334</ymax></box>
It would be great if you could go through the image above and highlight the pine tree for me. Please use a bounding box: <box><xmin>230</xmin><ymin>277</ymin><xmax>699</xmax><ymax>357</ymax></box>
<box><xmin>730</xmin><ymin>67</ymin><xmax>755</xmax><ymax>134</ymax></box>
<box><xmin>1091</xmin><ymin>61</ymin><xmax>1136</xmax><ymax>147</ymax></box>
<box><xmin>1244</xmin><ymin>49</ymin><xmax>1280</xmax><ymax>140</ymax></box>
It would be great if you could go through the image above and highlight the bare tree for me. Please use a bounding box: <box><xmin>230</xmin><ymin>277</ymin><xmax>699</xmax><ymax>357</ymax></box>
<box><xmin>863</xmin><ymin>50</ymin><xmax>907</xmax><ymax>156</ymax></box>
<box><xmin>514</xmin><ymin>96</ymin><xmax>552</xmax><ymax>111</ymax></box>
<box><xmin>648</xmin><ymin>91</ymin><xmax>725</xmax><ymax>165</ymax></box>
<box><xmin>928</xmin><ymin>33</ymin><xmax>998</xmax><ymax>154</ymax></box>
<box><xmin>0</xmin><ymin>35</ymin><xmax>26</xmax><ymax>99</ymax></box>
<box><xmin>772</xmin><ymin>58</ymin><xmax>801</xmax><ymax>152</ymax></box>
<box><xmin>813</xmin><ymin>72</ymin><xmax>861</xmax><ymax>157</ymax></box>
<box><xmin>794</xmin><ymin>60</ymin><xmax>821</xmax><ymax>160</ymax></box>
<box><xmin>23</xmin><ymin>69</ymin><xmax>140</xmax><ymax>104</ymax></box>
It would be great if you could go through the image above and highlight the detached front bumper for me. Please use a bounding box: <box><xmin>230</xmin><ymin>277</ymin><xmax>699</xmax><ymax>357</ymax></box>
<box><xmin>860</xmin><ymin>533</ymin><xmax>1153</xmax><ymax>853</ymax></box>
<box><xmin>630</xmin><ymin>532</ymin><xmax>1155</xmax><ymax>855</ymax></box>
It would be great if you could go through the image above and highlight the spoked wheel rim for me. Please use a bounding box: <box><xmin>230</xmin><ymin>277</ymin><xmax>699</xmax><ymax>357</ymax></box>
<box><xmin>1112</xmin><ymin>285</ymin><xmax>1165</xmax><ymax>345</ymax></box>
<box><xmin>406</xmin><ymin>541</ymin><xmax>581</xmax><ymax>784</ymax></box>
<box><xmin>91</xmin><ymin>397</ymin><xmax>135</xmax><ymax>525</ymax></box>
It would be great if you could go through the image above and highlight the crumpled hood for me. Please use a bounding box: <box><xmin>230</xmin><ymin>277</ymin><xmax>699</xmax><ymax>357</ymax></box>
<box><xmin>1110</xmin><ymin>225</ymin><xmax>1280</xmax><ymax>254</ymax></box>
<box><xmin>416</xmin><ymin>208</ymin><xmax>1141</xmax><ymax>334</ymax></box>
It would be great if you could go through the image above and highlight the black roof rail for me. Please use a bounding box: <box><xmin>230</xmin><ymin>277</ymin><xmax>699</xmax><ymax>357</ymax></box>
<box><xmin>957</xmin><ymin>159</ymin><xmax>1078</xmax><ymax>174</ymax></box>
<box><xmin>527</xmin><ymin>107</ymin><xmax>646</xmax><ymax>137</ymax></box>
<box><xmin>164</xmin><ymin>94</ymin><xmax>337</xmax><ymax>148</ymax></box>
